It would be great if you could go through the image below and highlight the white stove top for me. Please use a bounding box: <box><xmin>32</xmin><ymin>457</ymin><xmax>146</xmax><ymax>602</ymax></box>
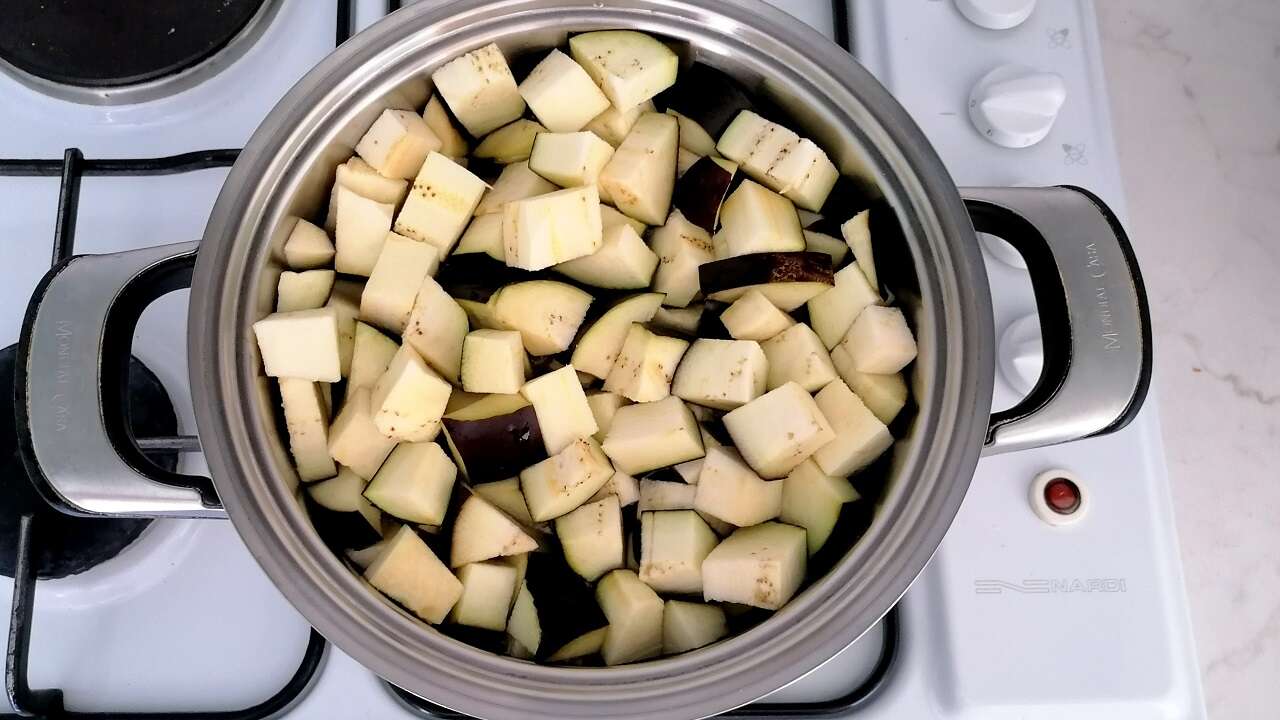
<box><xmin>0</xmin><ymin>0</ymin><xmax>1204</xmax><ymax>717</ymax></box>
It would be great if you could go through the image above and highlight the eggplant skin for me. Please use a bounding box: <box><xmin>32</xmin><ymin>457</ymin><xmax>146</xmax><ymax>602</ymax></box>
<box><xmin>524</xmin><ymin>552</ymin><xmax>609</xmax><ymax>661</ymax></box>
<box><xmin>443</xmin><ymin>405</ymin><xmax>547</xmax><ymax>483</ymax></box>
<box><xmin>304</xmin><ymin>497</ymin><xmax>382</xmax><ymax>553</ymax></box>
<box><xmin>699</xmin><ymin>252</ymin><xmax>834</xmax><ymax>295</ymax></box>
<box><xmin>673</xmin><ymin>157</ymin><xmax>734</xmax><ymax>233</ymax></box>
<box><xmin>654</xmin><ymin>63</ymin><xmax>754</xmax><ymax>137</ymax></box>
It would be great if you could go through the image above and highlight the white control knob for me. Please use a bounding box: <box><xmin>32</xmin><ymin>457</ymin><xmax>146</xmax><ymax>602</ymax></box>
<box><xmin>968</xmin><ymin>64</ymin><xmax>1066</xmax><ymax>148</ymax></box>
<box><xmin>955</xmin><ymin>0</ymin><xmax>1037</xmax><ymax>30</ymax></box>
<box><xmin>998</xmin><ymin>313</ymin><xmax>1043</xmax><ymax>396</ymax></box>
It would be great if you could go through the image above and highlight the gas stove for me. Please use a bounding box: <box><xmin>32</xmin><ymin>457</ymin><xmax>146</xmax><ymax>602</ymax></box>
<box><xmin>0</xmin><ymin>1</ymin><xmax>1204</xmax><ymax>718</ymax></box>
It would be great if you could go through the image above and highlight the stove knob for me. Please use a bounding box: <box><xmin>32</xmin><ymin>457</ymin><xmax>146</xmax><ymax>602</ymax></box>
<box><xmin>968</xmin><ymin>64</ymin><xmax>1066</xmax><ymax>148</ymax></box>
<box><xmin>955</xmin><ymin>0</ymin><xmax>1037</xmax><ymax>30</ymax></box>
<box><xmin>998</xmin><ymin>313</ymin><xmax>1043</xmax><ymax>396</ymax></box>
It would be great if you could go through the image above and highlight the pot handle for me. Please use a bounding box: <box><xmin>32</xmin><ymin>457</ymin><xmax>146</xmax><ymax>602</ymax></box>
<box><xmin>961</xmin><ymin>186</ymin><xmax>1152</xmax><ymax>455</ymax></box>
<box><xmin>16</xmin><ymin>242</ymin><xmax>225</xmax><ymax>518</ymax></box>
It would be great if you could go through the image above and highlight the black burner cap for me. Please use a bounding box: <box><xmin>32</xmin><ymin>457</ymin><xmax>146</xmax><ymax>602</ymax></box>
<box><xmin>0</xmin><ymin>0</ymin><xmax>268</xmax><ymax>88</ymax></box>
<box><xmin>0</xmin><ymin>344</ymin><xmax>180</xmax><ymax>580</ymax></box>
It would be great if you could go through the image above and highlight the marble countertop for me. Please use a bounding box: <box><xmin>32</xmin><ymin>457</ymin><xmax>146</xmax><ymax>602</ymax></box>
<box><xmin>1097</xmin><ymin>1</ymin><xmax>1279</xmax><ymax>716</ymax></box>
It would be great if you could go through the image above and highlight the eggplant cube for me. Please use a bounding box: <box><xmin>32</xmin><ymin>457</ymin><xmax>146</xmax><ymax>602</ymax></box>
<box><xmin>502</xmin><ymin>185</ymin><xmax>604</xmax><ymax>271</ymax></box>
<box><xmin>803</xmin><ymin>229</ymin><xmax>849</xmax><ymax>267</ymax></box>
<box><xmin>348</xmin><ymin>322</ymin><xmax>399</xmax><ymax>393</ymax></box>
<box><xmin>474</xmin><ymin>119</ymin><xmax>547</xmax><ymax>164</ymax></box>
<box><xmin>722</xmin><ymin>382</ymin><xmax>835</xmax><ymax>479</ymax></box>
<box><xmin>651</xmin><ymin>304</ymin><xmax>703</xmax><ymax>336</ymax></box>
<box><xmin>520</xmin><ymin>437</ymin><xmax>616</xmax><ymax>522</ymax></box>
<box><xmin>761</xmin><ymin>323</ymin><xmax>838</xmax><ymax>392</ymax></box>
<box><xmin>529</xmin><ymin>131</ymin><xmax>616</xmax><ymax>188</ymax></box>
<box><xmin>603</xmin><ymin>324</ymin><xmax>689</xmax><ymax>403</ymax></box>
<box><xmin>277</xmin><ymin>270</ymin><xmax>335</xmax><ymax>313</ymax></box>
<box><xmin>779</xmin><ymin>140</ymin><xmax>839</xmax><ymax>212</ymax></box>
<box><xmin>840</xmin><ymin>305</ymin><xmax>918</xmax><ymax>375</ymax></box>
<box><xmin>307</xmin><ymin>468</ymin><xmax>383</xmax><ymax>551</ymax></box>
<box><xmin>672</xmin><ymin>157</ymin><xmax>735</xmax><ymax>235</ymax></box>
<box><xmin>394</xmin><ymin>152</ymin><xmax>488</xmax><ymax>256</ymax></box>
<box><xmin>556</xmin><ymin>495</ymin><xmax>625</xmax><ymax>581</ymax></box>
<box><xmin>840</xmin><ymin>210</ymin><xmax>877</xmax><ymax>290</ymax></box>
<box><xmin>601</xmin><ymin>396</ymin><xmax>705</xmax><ymax>475</ymax></box>
<box><xmin>702</xmin><ymin>522</ymin><xmax>806</xmax><ymax>610</ymax></box>
<box><xmin>718</xmin><ymin>180</ymin><xmax>805</xmax><ymax>257</ymax></box>
<box><xmin>365</xmin><ymin>525</ymin><xmax>463</xmax><ymax>624</ymax></box>
<box><xmin>460</xmin><ymin>330</ymin><xmax>526</xmax><ymax>394</ymax></box>
<box><xmin>335</xmin><ymin>156</ymin><xmax>410</xmax><ymax>207</ymax></box>
<box><xmin>663</xmin><ymin>600</ymin><xmax>728</xmax><ymax>655</ymax></box>
<box><xmin>449</xmin><ymin>561</ymin><xmax>519</xmax><ymax>632</ymax></box>
<box><xmin>596</xmin><ymin>569</ymin><xmax>665</xmax><ymax>665</ymax></box>
<box><xmin>360</xmin><ymin>234</ymin><xmax>440</xmax><ymax>333</ymax></box>
<box><xmin>780</xmin><ymin>459</ymin><xmax>860</xmax><ymax>555</ymax></box>
<box><xmin>719</xmin><ymin>289</ymin><xmax>795</xmax><ymax>342</ymax></box>
<box><xmin>403</xmin><ymin>276</ymin><xmax>469</xmax><ymax>384</ymax></box>
<box><xmin>589</xmin><ymin>469</ymin><xmax>640</xmax><ymax>508</ymax></box>
<box><xmin>451</xmin><ymin>494</ymin><xmax>539</xmax><ymax>567</ymax></box>
<box><xmin>423</xmin><ymin>94</ymin><xmax>469</xmax><ymax>159</ymax></box>
<box><xmin>587</xmin><ymin>392</ymin><xmax>629</xmax><ymax>442</ymax></box>
<box><xmin>569</xmin><ymin>31</ymin><xmax>678</xmax><ymax>112</ymax></box>
<box><xmin>693</xmin><ymin>446</ymin><xmax>782</xmax><ymax>527</ymax></box>
<box><xmin>555</xmin><ymin>223</ymin><xmax>659</xmax><ymax>290</ymax></box>
<box><xmin>650</xmin><ymin>211</ymin><xmax>715</xmax><ymax>308</ymax></box>
<box><xmin>283</xmin><ymin>218</ymin><xmax>335</xmax><ymax>270</ymax></box>
<box><xmin>473</xmin><ymin>477</ymin><xmax>537</xmax><ymax>527</ymax></box>
<box><xmin>807</xmin><ymin>262</ymin><xmax>881</xmax><ymax>349</ymax></box>
<box><xmin>473</xmin><ymin>161</ymin><xmax>558</xmax><ymax>216</ymax></box>
<box><xmin>598</xmin><ymin>112</ymin><xmax>679</xmax><ymax>226</ymax></box>
<box><xmin>253</xmin><ymin>307</ymin><xmax>342</xmax><ymax>382</ymax></box>
<box><xmin>638</xmin><ymin>510</ymin><xmax>719</xmax><ymax>594</ymax></box>
<box><xmin>364</xmin><ymin>442</ymin><xmax>457</xmax><ymax>526</ymax></box>
<box><xmin>638</xmin><ymin>479</ymin><xmax>696</xmax><ymax>512</ymax></box>
<box><xmin>327</xmin><ymin>387</ymin><xmax>398</xmax><ymax>479</ymax></box>
<box><xmin>701</xmin><ymin>252</ymin><xmax>834</xmax><ymax>311</ymax></box>
<box><xmin>370</xmin><ymin>345</ymin><xmax>452</xmax><ymax>442</ymax></box>
<box><xmin>672</xmin><ymin>338</ymin><xmax>767</xmax><ymax>411</ymax></box>
<box><xmin>518</xmin><ymin>50</ymin><xmax>612</xmax><ymax>133</ymax></box>
<box><xmin>521</xmin><ymin>365</ymin><xmax>598</xmax><ymax>455</ymax></box>
<box><xmin>454</xmin><ymin>212</ymin><xmax>505</xmax><ymax>261</ymax></box>
<box><xmin>571</xmin><ymin>293</ymin><xmax>664</xmax><ymax>379</ymax></box>
<box><xmin>431</xmin><ymin>43</ymin><xmax>526</xmax><ymax>138</ymax></box>
<box><xmin>444</xmin><ymin>394</ymin><xmax>546</xmax><ymax>483</ymax></box>
<box><xmin>491</xmin><ymin>280</ymin><xmax>594</xmax><ymax>356</ymax></box>
<box><xmin>585</xmin><ymin>100</ymin><xmax>653</xmax><ymax>147</ymax></box>
<box><xmin>507</xmin><ymin>582</ymin><xmax>541</xmax><ymax>655</ymax></box>
<box><xmin>279</xmin><ymin>379</ymin><xmax>337</xmax><ymax>482</ymax></box>
<box><xmin>334</xmin><ymin>185</ymin><xmax>395</xmax><ymax>276</ymax></box>
<box><xmin>601</xmin><ymin>203</ymin><xmax>648</xmax><ymax>235</ymax></box>
<box><xmin>830</xmin><ymin>344</ymin><xmax>908</xmax><ymax>425</ymax></box>
<box><xmin>716</xmin><ymin>111</ymin><xmax>797</xmax><ymax>190</ymax></box>
<box><xmin>811</xmin><ymin>379</ymin><xmax>893</xmax><ymax>477</ymax></box>
<box><xmin>355</xmin><ymin>108</ymin><xmax>442</xmax><ymax>180</ymax></box>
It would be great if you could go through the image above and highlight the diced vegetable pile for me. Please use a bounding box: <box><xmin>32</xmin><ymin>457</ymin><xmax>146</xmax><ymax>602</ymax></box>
<box><xmin>253</xmin><ymin>30</ymin><xmax>918</xmax><ymax>666</ymax></box>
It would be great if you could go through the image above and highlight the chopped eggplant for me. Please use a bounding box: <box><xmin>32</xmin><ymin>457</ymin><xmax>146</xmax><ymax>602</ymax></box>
<box><xmin>365</xmin><ymin>525</ymin><xmax>462</xmax><ymax>624</ymax></box>
<box><xmin>529</xmin><ymin>131</ymin><xmax>616</xmax><ymax>189</ymax></box>
<box><xmin>722</xmin><ymin>382</ymin><xmax>835</xmax><ymax>479</ymax></box>
<box><xmin>521</xmin><ymin>365</ymin><xmax>598</xmax><ymax>455</ymax></box>
<box><xmin>394</xmin><ymin>152</ymin><xmax>487</xmax><ymax>256</ymax></box>
<box><xmin>524</xmin><ymin>552</ymin><xmax>609</xmax><ymax>661</ymax></box>
<box><xmin>568</xmin><ymin>31</ymin><xmax>678</xmax><ymax>112</ymax></box>
<box><xmin>473</xmin><ymin>118</ymin><xmax>548</xmax><ymax>164</ymax></box>
<box><xmin>370</xmin><ymin>344</ymin><xmax>452</xmax><ymax>442</ymax></box>
<box><xmin>840</xmin><ymin>210</ymin><xmax>877</xmax><ymax>290</ymax></box>
<box><xmin>431</xmin><ymin>43</ymin><xmax>526</xmax><ymax>138</ymax></box>
<box><xmin>306</xmin><ymin>467</ymin><xmax>383</xmax><ymax>551</ymax></box>
<box><xmin>637</xmin><ymin>478</ymin><xmax>696</xmax><ymax>512</ymax></box>
<box><xmin>355</xmin><ymin>108</ymin><xmax>442</xmax><ymax>180</ymax></box>
<box><xmin>586</xmin><ymin>391</ymin><xmax>629</xmax><ymax>442</ymax></box>
<box><xmin>450</xmin><ymin>560</ymin><xmax>519</xmax><ymax>631</ymax></box>
<box><xmin>474</xmin><ymin>161</ymin><xmax>558</xmax><ymax>216</ymax></box>
<box><xmin>253</xmin><ymin>307</ymin><xmax>342</xmax><ymax>383</ymax></box>
<box><xmin>571</xmin><ymin>293</ymin><xmax>664</xmax><ymax>379</ymax></box>
<box><xmin>584</xmin><ymin>100</ymin><xmax>654</xmax><ymax>147</ymax></box>
<box><xmin>665</xmin><ymin>109</ymin><xmax>718</xmax><ymax>156</ymax></box>
<box><xmin>700</xmin><ymin>251</ymin><xmax>834</xmax><ymax>311</ymax></box>
<box><xmin>490</xmin><ymin>281</ymin><xmax>594</xmax><ymax>356</ymax></box>
<box><xmin>283</xmin><ymin>218</ymin><xmax>335</xmax><ymax>270</ymax></box>
<box><xmin>279</xmin><ymin>378</ymin><xmax>337</xmax><ymax>481</ymax></box>
<box><xmin>602</xmin><ymin>324</ymin><xmax>689</xmax><ymax>402</ymax></box>
<box><xmin>638</xmin><ymin>510</ymin><xmax>718</xmax><ymax>594</ymax></box>
<box><xmin>460</xmin><ymin>329</ymin><xmax>527</xmax><ymax>394</ymax></box>
<box><xmin>503</xmin><ymin>185</ymin><xmax>604</xmax><ymax>270</ymax></box>
<box><xmin>360</xmin><ymin>234</ymin><xmax>440</xmax><ymax>333</ymax></box>
<box><xmin>839</xmin><ymin>304</ymin><xmax>917</xmax><ymax>375</ymax></box>
<box><xmin>507</xmin><ymin>582</ymin><xmax>541</xmax><ymax>655</ymax></box>
<box><xmin>716</xmin><ymin>111</ymin><xmax>837</xmax><ymax>211</ymax></box>
<box><xmin>334</xmin><ymin>186</ymin><xmax>395</xmax><ymax>276</ymax></box>
<box><xmin>450</xmin><ymin>493</ymin><xmax>539</xmax><ymax>567</ymax></box>
<box><xmin>327</xmin><ymin>281</ymin><xmax>362</xmax><ymax>377</ymax></box>
<box><xmin>454</xmin><ymin>212</ymin><xmax>505</xmax><ymax>261</ymax></box>
<box><xmin>803</xmin><ymin>229</ymin><xmax>849</xmax><ymax>267</ymax></box>
<box><xmin>693</xmin><ymin>446</ymin><xmax>782</xmax><ymax>527</ymax></box>
<box><xmin>556</xmin><ymin>495</ymin><xmax>625</xmax><ymax>581</ymax></box>
<box><xmin>598</xmin><ymin>112</ymin><xmax>679</xmax><ymax>225</ymax></box>
<box><xmin>364</xmin><ymin>442</ymin><xmax>457</xmax><ymax>525</ymax></box>
<box><xmin>472</xmin><ymin>477</ymin><xmax>537</xmax><ymax>528</ymax></box>
<box><xmin>671</xmin><ymin>338</ymin><xmax>767</xmax><ymax>411</ymax></box>
<box><xmin>442</xmin><ymin>393</ymin><xmax>545</xmax><ymax>483</ymax></box>
<box><xmin>588</xmin><ymin>469</ymin><xmax>640</xmax><ymax>508</ymax></box>
<box><xmin>547</xmin><ymin>626</ymin><xmax>607</xmax><ymax>662</ymax></box>
<box><xmin>651</xmin><ymin>304</ymin><xmax>703</xmax><ymax>336</ymax></box>
<box><xmin>601</xmin><ymin>396</ymin><xmax>705</xmax><ymax>475</ymax></box>
<box><xmin>780</xmin><ymin>459</ymin><xmax>859</xmax><ymax>555</ymax></box>
<box><xmin>555</xmin><ymin>223</ymin><xmax>659</xmax><ymax>290</ymax></box>
<box><xmin>327</xmin><ymin>386</ymin><xmax>398</xmax><ymax>479</ymax></box>
<box><xmin>806</xmin><ymin>262</ymin><xmax>881</xmax><ymax>349</ymax></box>
<box><xmin>829</xmin><ymin>345</ymin><xmax>908</xmax><ymax>425</ymax></box>
<box><xmin>701</xmin><ymin>522</ymin><xmax>806</xmax><ymax>610</ymax></box>
<box><xmin>403</xmin><ymin>275</ymin><xmax>468</xmax><ymax>383</ymax></box>
<box><xmin>811</xmin><ymin>379</ymin><xmax>893</xmax><ymax>477</ymax></box>
<box><xmin>718</xmin><ymin>179</ymin><xmax>805</xmax><ymax>256</ymax></box>
<box><xmin>518</xmin><ymin>49</ymin><xmax>612</xmax><ymax>132</ymax></box>
<box><xmin>654</xmin><ymin>63</ymin><xmax>753</xmax><ymax>137</ymax></box>
<box><xmin>650</xmin><ymin>210</ymin><xmax>715</xmax><ymax>308</ymax></box>
<box><xmin>663</xmin><ymin>600</ymin><xmax>728</xmax><ymax>655</ymax></box>
<box><xmin>600</xmin><ymin>203</ymin><xmax>648</xmax><ymax>236</ymax></box>
<box><xmin>719</xmin><ymin>289</ymin><xmax>795</xmax><ymax>341</ymax></box>
<box><xmin>596</xmin><ymin>569</ymin><xmax>665</xmax><ymax>665</ymax></box>
<box><xmin>423</xmin><ymin>94</ymin><xmax>469</xmax><ymax>159</ymax></box>
<box><xmin>277</xmin><ymin>270</ymin><xmax>335</xmax><ymax>312</ymax></box>
<box><xmin>761</xmin><ymin>323</ymin><xmax>838</xmax><ymax>392</ymax></box>
<box><xmin>520</xmin><ymin>437</ymin><xmax>615</xmax><ymax>522</ymax></box>
<box><xmin>672</xmin><ymin>156</ymin><xmax>734</xmax><ymax>234</ymax></box>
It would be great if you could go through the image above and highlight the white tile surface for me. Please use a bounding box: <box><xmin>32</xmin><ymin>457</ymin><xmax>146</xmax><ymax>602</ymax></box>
<box><xmin>1098</xmin><ymin>2</ymin><xmax>1280</xmax><ymax>717</ymax></box>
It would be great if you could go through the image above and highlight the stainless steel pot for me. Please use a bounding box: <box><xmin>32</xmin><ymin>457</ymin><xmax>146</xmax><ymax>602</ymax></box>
<box><xmin>15</xmin><ymin>1</ymin><xmax>1150</xmax><ymax>718</ymax></box>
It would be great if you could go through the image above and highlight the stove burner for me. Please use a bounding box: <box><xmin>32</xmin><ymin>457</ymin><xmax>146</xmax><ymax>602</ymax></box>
<box><xmin>0</xmin><ymin>0</ymin><xmax>274</xmax><ymax>103</ymax></box>
<box><xmin>0</xmin><ymin>344</ymin><xmax>179</xmax><ymax>580</ymax></box>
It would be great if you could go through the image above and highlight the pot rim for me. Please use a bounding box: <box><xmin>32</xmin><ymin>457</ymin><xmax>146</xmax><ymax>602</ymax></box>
<box><xmin>190</xmin><ymin>1</ymin><xmax>994</xmax><ymax>718</ymax></box>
